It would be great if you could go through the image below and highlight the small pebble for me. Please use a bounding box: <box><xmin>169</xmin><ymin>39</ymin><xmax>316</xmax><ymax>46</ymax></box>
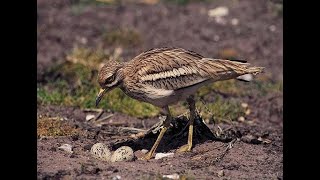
<box><xmin>238</xmin><ymin>116</ymin><xmax>245</xmax><ymax>122</ymax></box>
<box><xmin>241</xmin><ymin>103</ymin><xmax>248</xmax><ymax>109</ymax></box>
<box><xmin>163</xmin><ymin>173</ymin><xmax>179</xmax><ymax>179</ymax></box>
<box><xmin>86</xmin><ymin>114</ymin><xmax>95</xmax><ymax>121</ymax></box>
<box><xmin>112</xmin><ymin>175</ymin><xmax>121</xmax><ymax>180</ymax></box>
<box><xmin>217</xmin><ymin>170</ymin><xmax>225</xmax><ymax>177</ymax></box>
<box><xmin>208</xmin><ymin>6</ymin><xmax>229</xmax><ymax>17</ymax></box>
<box><xmin>231</xmin><ymin>18</ymin><xmax>239</xmax><ymax>26</ymax></box>
<box><xmin>269</xmin><ymin>25</ymin><xmax>276</xmax><ymax>32</ymax></box>
<box><xmin>58</xmin><ymin>144</ymin><xmax>73</xmax><ymax>153</ymax></box>
<box><xmin>155</xmin><ymin>153</ymin><xmax>174</xmax><ymax>160</ymax></box>
<box><xmin>215</xmin><ymin>17</ymin><xmax>227</xmax><ymax>25</ymax></box>
<box><xmin>214</xmin><ymin>35</ymin><xmax>220</xmax><ymax>42</ymax></box>
<box><xmin>245</xmin><ymin>109</ymin><xmax>251</xmax><ymax>115</ymax></box>
<box><xmin>80</xmin><ymin>37</ymin><xmax>87</xmax><ymax>44</ymax></box>
<box><xmin>141</xmin><ymin>149</ymin><xmax>149</xmax><ymax>154</ymax></box>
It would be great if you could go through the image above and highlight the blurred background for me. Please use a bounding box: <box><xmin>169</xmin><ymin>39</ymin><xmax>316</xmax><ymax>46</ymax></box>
<box><xmin>37</xmin><ymin>0</ymin><xmax>282</xmax><ymax>123</ymax></box>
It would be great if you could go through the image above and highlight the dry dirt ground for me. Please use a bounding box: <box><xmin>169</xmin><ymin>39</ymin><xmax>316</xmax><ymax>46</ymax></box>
<box><xmin>37</xmin><ymin>0</ymin><xmax>283</xmax><ymax>179</ymax></box>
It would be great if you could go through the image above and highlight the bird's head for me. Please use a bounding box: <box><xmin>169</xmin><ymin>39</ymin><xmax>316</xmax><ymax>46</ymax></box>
<box><xmin>96</xmin><ymin>60</ymin><xmax>124</xmax><ymax>107</ymax></box>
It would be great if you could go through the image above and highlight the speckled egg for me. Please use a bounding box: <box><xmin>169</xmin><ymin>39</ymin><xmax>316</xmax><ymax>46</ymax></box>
<box><xmin>90</xmin><ymin>143</ymin><xmax>112</xmax><ymax>161</ymax></box>
<box><xmin>110</xmin><ymin>146</ymin><xmax>134</xmax><ymax>162</ymax></box>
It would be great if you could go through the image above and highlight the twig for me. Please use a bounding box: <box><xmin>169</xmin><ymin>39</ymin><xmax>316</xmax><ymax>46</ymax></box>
<box><xmin>222</xmin><ymin>127</ymin><xmax>232</xmax><ymax>132</ymax></box>
<box><xmin>211</xmin><ymin>138</ymin><xmax>237</xmax><ymax>164</ymax></box>
<box><xmin>118</xmin><ymin>127</ymin><xmax>146</xmax><ymax>133</ymax></box>
<box><xmin>95</xmin><ymin>114</ymin><xmax>113</xmax><ymax>122</ymax></box>
<box><xmin>146</xmin><ymin>116</ymin><xmax>165</xmax><ymax>134</ymax></box>
<box><xmin>214</xmin><ymin>125</ymin><xmax>223</xmax><ymax>137</ymax></box>
<box><xmin>82</xmin><ymin>108</ymin><xmax>104</xmax><ymax>112</ymax></box>
<box><xmin>177</xmin><ymin>111</ymin><xmax>189</xmax><ymax>118</ymax></box>
<box><xmin>219</xmin><ymin>118</ymin><xmax>234</xmax><ymax>124</ymax></box>
<box><xmin>172</xmin><ymin>120</ymin><xmax>190</xmax><ymax>139</ymax></box>
<box><xmin>94</xmin><ymin>110</ymin><xmax>104</xmax><ymax>121</ymax></box>
<box><xmin>141</xmin><ymin>119</ymin><xmax>146</xmax><ymax>129</ymax></box>
<box><xmin>96</xmin><ymin>121</ymin><xmax>128</xmax><ymax>126</ymax></box>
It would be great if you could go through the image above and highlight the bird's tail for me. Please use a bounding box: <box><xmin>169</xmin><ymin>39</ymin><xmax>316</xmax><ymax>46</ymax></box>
<box><xmin>236</xmin><ymin>66</ymin><xmax>264</xmax><ymax>82</ymax></box>
<box><xmin>201</xmin><ymin>58</ymin><xmax>265</xmax><ymax>81</ymax></box>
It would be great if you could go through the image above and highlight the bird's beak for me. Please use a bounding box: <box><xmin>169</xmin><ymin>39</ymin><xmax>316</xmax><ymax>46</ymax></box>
<box><xmin>95</xmin><ymin>88</ymin><xmax>107</xmax><ymax>107</ymax></box>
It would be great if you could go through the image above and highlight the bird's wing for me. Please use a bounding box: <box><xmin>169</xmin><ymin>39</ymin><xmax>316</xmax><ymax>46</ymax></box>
<box><xmin>126</xmin><ymin>47</ymin><xmax>259</xmax><ymax>90</ymax></box>
<box><xmin>127</xmin><ymin>47</ymin><xmax>210</xmax><ymax>90</ymax></box>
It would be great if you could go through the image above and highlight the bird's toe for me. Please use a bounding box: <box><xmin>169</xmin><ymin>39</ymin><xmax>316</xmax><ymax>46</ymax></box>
<box><xmin>177</xmin><ymin>144</ymin><xmax>192</xmax><ymax>153</ymax></box>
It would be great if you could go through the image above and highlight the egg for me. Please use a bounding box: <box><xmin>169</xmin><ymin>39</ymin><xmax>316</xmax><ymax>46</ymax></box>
<box><xmin>90</xmin><ymin>143</ymin><xmax>112</xmax><ymax>161</ymax></box>
<box><xmin>110</xmin><ymin>146</ymin><xmax>134</xmax><ymax>162</ymax></box>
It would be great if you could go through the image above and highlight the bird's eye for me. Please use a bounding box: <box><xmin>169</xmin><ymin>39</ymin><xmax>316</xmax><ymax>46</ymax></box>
<box><xmin>105</xmin><ymin>76</ymin><xmax>115</xmax><ymax>84</ymax></box>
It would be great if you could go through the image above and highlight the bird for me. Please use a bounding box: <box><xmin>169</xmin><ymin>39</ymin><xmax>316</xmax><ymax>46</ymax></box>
<box><xmin>95</xmin><ymin>47</ymin><xmax>264</xmax><ymax>160</ymax></box>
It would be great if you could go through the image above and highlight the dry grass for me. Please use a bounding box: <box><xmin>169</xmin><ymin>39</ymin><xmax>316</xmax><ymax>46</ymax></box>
<box><xmin>37</xmin><ymin>116</ymin><xmax>79</xmax><ymax>138</ymax></box>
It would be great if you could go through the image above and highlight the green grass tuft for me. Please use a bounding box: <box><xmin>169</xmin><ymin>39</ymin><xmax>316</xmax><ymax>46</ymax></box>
<box><xmin>197</xmin><ymin>96</ymin><xmax>245</xmax><ymax>123</ymax></box>
<box><xmin>103</xmin><ymin>28</ymin><xmax>142</xmax><ymax>47</ymax></box>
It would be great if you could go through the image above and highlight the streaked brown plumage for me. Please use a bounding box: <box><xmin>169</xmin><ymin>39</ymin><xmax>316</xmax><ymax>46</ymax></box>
<box><xmin>96</xmin><ymin>47</ymin><xmax>264</xmax><ymax>160</ymax></box>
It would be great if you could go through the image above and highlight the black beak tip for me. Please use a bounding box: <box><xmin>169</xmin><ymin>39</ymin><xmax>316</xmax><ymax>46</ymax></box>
<box><xmin>95</xmin><ymin>97</ymin><xmax>101</xmax><ymax>107</ymax></box>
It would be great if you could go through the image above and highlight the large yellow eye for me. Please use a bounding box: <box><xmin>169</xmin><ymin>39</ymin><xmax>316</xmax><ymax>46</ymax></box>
<box><xmin>104</xmin><ymin>75</ymin><xmax>115</xmax><ymax>84</ymax></box>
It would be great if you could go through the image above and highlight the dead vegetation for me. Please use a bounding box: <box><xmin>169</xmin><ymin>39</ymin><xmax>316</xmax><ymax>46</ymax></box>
<box><xmin>37</xmin><ymin>116</ymin><xmax>79</xmax><ymax>138</ymax></box>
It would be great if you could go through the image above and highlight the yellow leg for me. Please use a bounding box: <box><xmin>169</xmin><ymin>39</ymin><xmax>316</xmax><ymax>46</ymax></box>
<box><xmin>142</xmin><ymin>106</ymin><xmax>172</xmax><ymax>160</ymax></box>
<box><xmin>177</xmin><ymin>95</ymin><xmax>196</xmax><ymax>152</ymax></box>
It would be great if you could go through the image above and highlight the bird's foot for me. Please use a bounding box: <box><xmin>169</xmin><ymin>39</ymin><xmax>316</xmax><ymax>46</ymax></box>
<box><xmin>177</xmin><ymin>144</ymin><xmax>192</xmax><ymax>153</ymax></box>
<box><xmin>139</xmin><ymin>152</ymin><xmax>153</xmax><ymax>160</ymax></box>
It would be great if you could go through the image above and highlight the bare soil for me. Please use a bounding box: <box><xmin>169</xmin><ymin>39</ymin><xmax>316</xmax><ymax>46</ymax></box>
<box><xmin>37</xmin><ymin>102</ymin><xmax>282</xmax><ymax>179</ymax></box>
<box><xmin>37</xmin><ymin>0</ymin><xmax>283</xmax><ymax>179</ymax></box>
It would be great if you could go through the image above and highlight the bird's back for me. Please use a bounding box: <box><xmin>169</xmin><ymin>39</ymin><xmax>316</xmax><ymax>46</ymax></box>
<box><xmin>123</xmin><ymin>47</ymin><xmax>263</xmax><ymax>90</ymax></box>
